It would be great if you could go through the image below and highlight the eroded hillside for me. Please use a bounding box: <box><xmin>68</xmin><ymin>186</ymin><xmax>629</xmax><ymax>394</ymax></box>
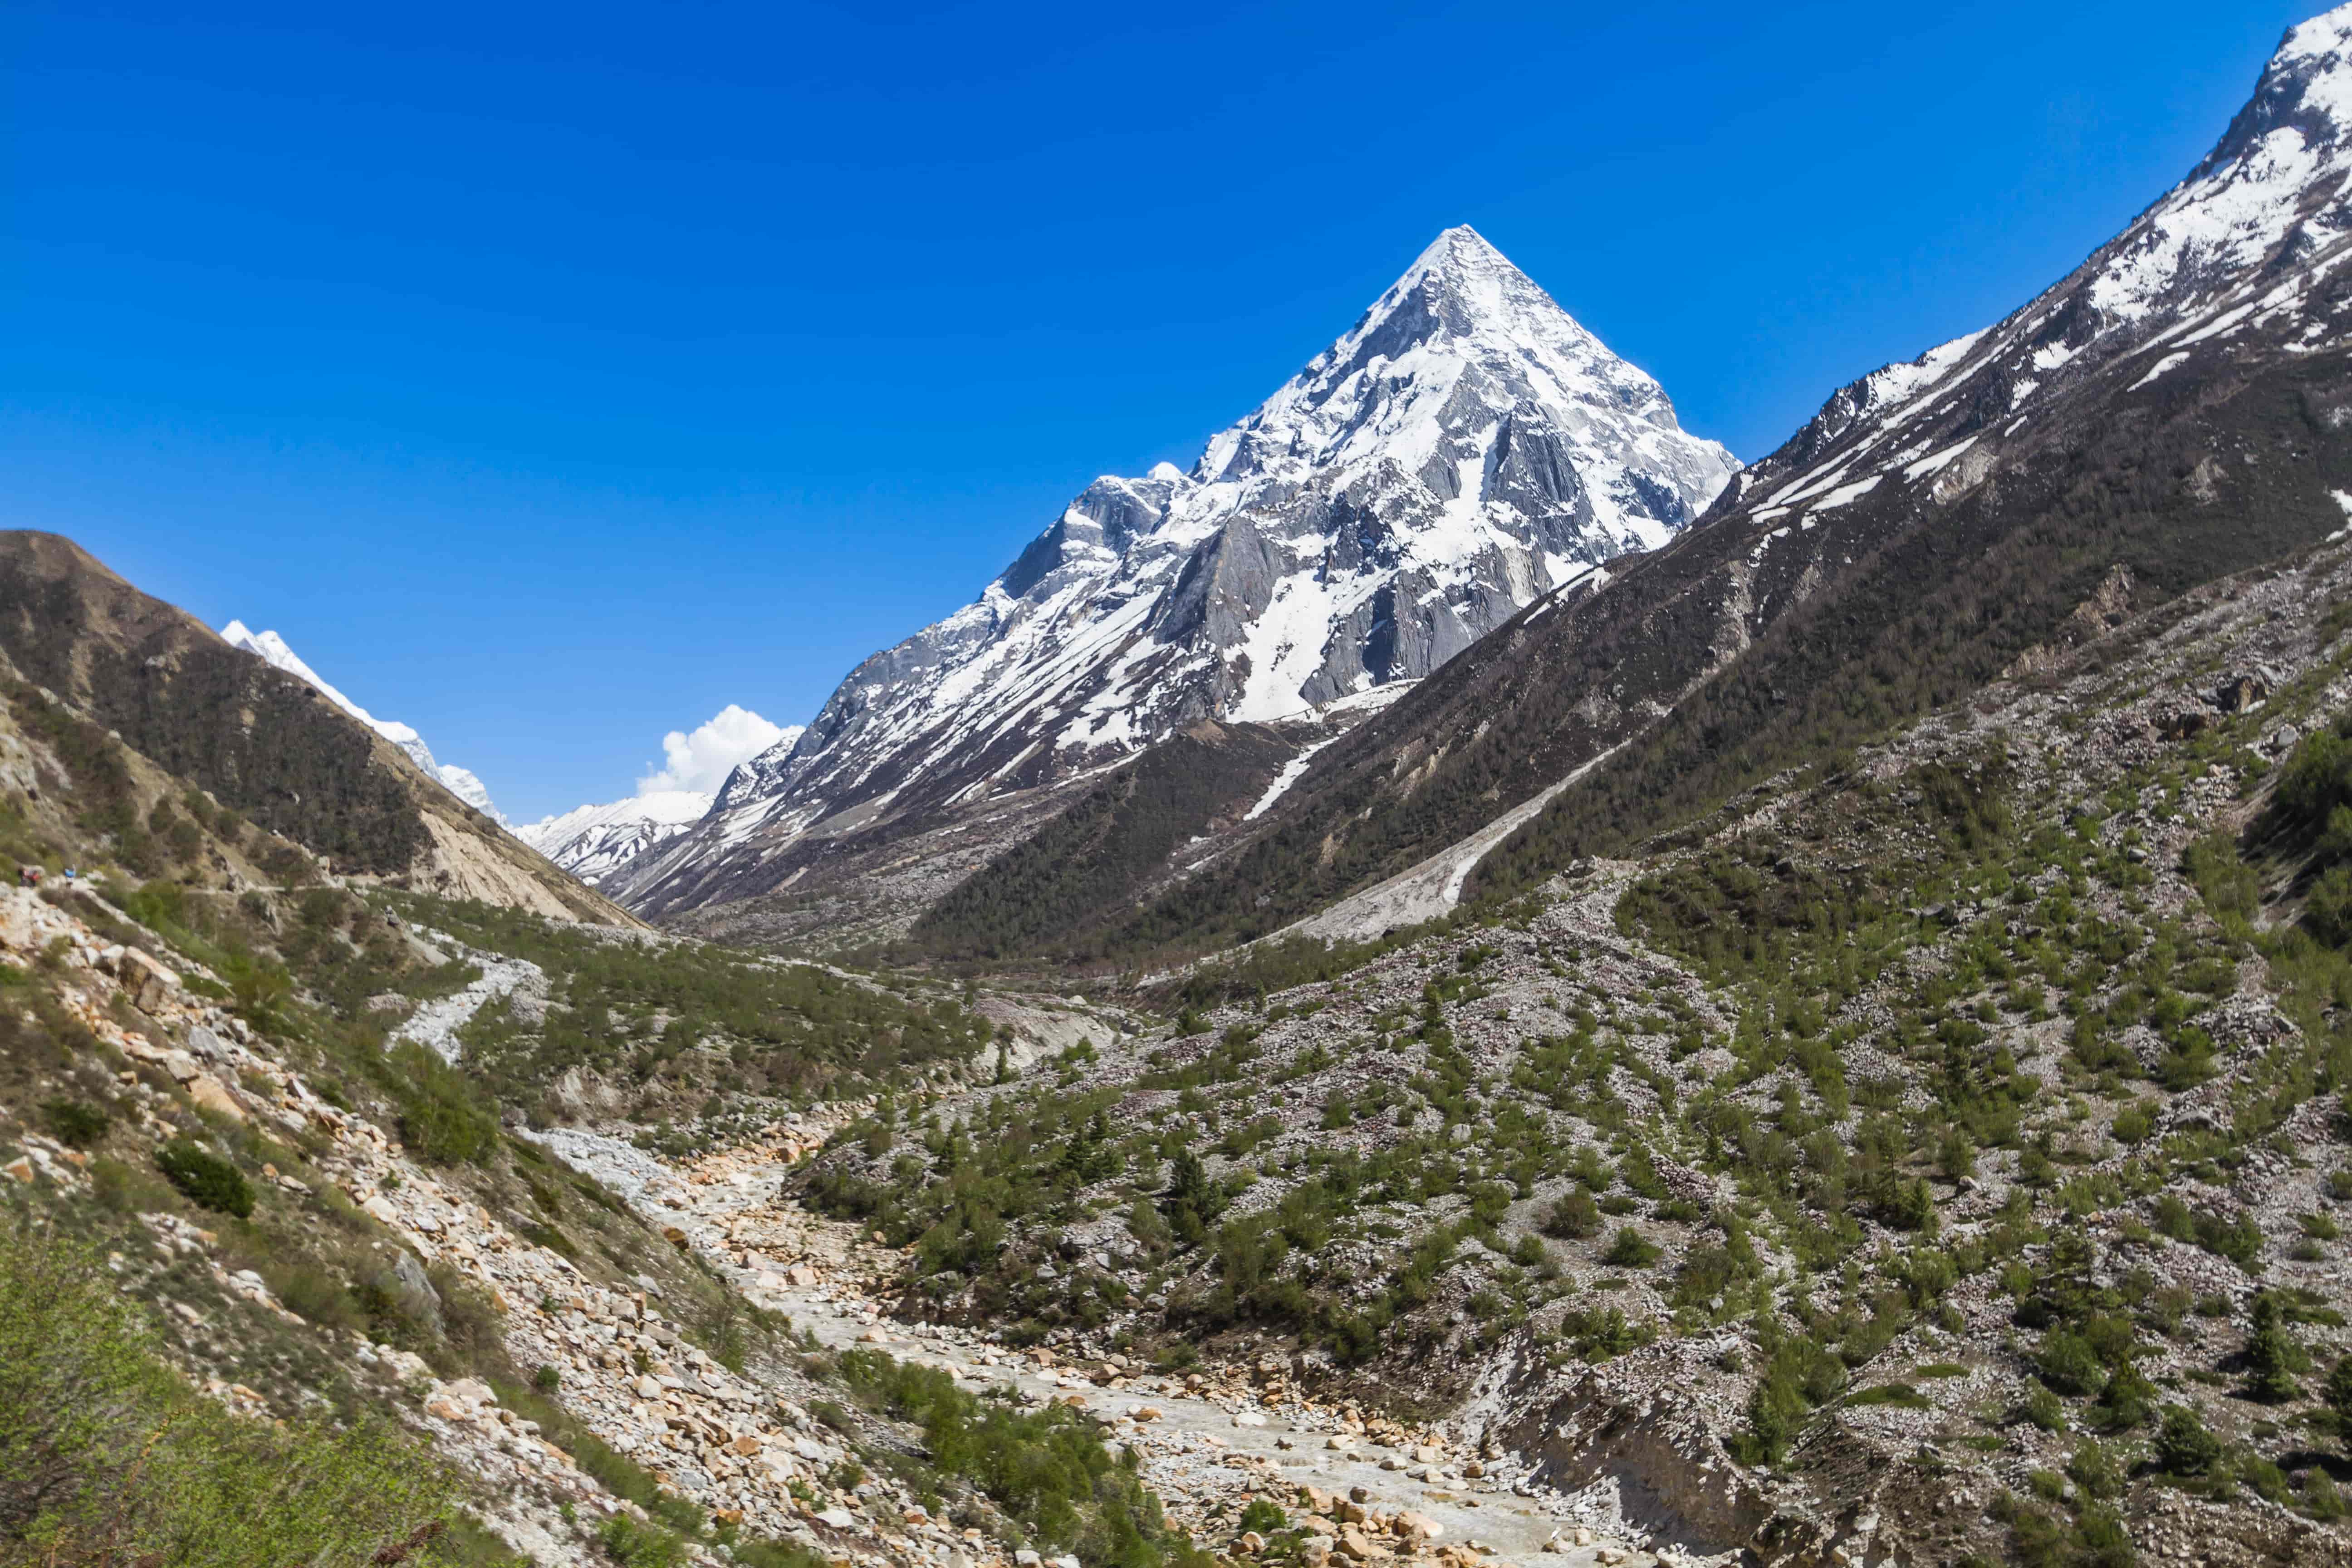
<box><xmin>790</xmin><ymin>532</ymin><xmax>2352</xmax><ymax>1567</ymax></box>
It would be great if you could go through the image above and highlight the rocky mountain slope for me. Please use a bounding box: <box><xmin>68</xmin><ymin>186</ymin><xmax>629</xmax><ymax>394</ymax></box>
<box><xmin>931</xmin><ymin>2</ymin><xmax>2352</xmax><ymax>968</ymax></box>
<box><xmin>0</xmin><ymin>532</ymin><xmax>630</xmax><ymax>926</ymax></box>
<box><xmin>222</xmin><ymin>618</ymin><xmax>510</xmax><ymax>824</ymax></box>
<box><xmin>798</xmin><ymin>492</ymin><xmax>2352</xmax><ymax>1568</ymax></box>
<box><xmin>0</xmin><ymin>655</ymin><xmax>1568</xmax><ymax>1567</ymax></box>
<box><xmin>612</xmin><ymin>227</ymin><xmax>1735</xmax><ymax>920</ymax></box>
<box><xmin>24</xmin><ymin>15</ymin><xmax>2352</xmax><ymax>1568</ymax></box>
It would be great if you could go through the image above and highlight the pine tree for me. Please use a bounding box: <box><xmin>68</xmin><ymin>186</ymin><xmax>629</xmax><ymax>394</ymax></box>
<box><xmin>2155</xmin><ymin>1405</ymin><xmax>2220</xmax><ymax>1476</ymax></box>
<box><xmin>1742</xmin><ymin>1362</ymin><xmax>1805</xmax><ymax>1467</ymax></box>
<box><xmin>2325</xmin><ymin>1353</ymin><xmax>2352</xmax><ymax>1440</ymax></box>
<box><xmin>2246</xmin><ymin>1290</ymin><xmax>2307</xmax><ymax>1403</ymax></box>
<box><xmin>1163</xmin><ymin>1147</ymin><xmax>1218</xmax><ymax>1246</ymax></box>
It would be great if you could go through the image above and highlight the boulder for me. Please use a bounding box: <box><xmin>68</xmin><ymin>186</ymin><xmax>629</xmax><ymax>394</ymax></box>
<box><xmin>118</xmin><ymin>948</ymin><xmax>179</xmax><ymax>1010</ymax></box>
<box><xmin>186</xmin><ymin>1074</ymin><xmax>246</xmax><ymax>1123</ymax></box>
<box><xmin>388</xmin><ymin>1249</ymin><xmax>442</xmax><ymax>1326</ymax></box>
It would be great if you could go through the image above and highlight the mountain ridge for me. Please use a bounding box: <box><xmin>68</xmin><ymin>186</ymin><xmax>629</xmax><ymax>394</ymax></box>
<box><xmin>612</xmin><ymin>225</ymin><xmax>1737</xmax><ymax>917</ymax></box>
<box><xmin>220</xmin><ymin>619</ymin><xmax>509</xmax><ymax>825</ymax></box>
<box><xmin>0</xmin><ymin>532</ymin><xmax>635</xmax><ymax>926</ymax></box>
<box><xmin>902</xmin><ymin>2</ymin><xmax>2352</xmax><ymax>965</ymax></box>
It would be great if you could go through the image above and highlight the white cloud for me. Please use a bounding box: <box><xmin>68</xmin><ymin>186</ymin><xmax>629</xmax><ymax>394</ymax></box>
<box><xmin>637</xmin><ymin>705</ymin><xmax>791</xmax><ymax>796</ymax></box>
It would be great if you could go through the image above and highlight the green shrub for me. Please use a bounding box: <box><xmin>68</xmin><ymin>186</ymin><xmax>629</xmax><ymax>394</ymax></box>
<box><xmin>2073</xmin><ymin>1504</ymin><xmax>2134</xmax><ymax>1568</ymax></box>
<box><xmin>832</xmin><ymin>1347</ymin><xmax>1206</xmax><ymax>1568</ymax></box>
<box><xmin>598</xmin><ymin>1513</ymin><xmax>691</xmax><ymax>1567</ymax></box>
<box><xmin>89</xmin><ymin>1155</ymin><xmax>173</xmax><ymax>1213</ymax></box>
<box><xmin>1236</xmin><ymin>1499</ymin><xmax>1286</xmax><ymax>1537</ymax></box>
<box><xmin>2326</xmin><ymin>1354</ymin><xmax>2352</xmax><ymax>1436</ymax></box>
<box><xmin>731</xmin><ymin>1540</ymin><xmax>831</xmax><ymax>1568</ymax></box>
<box><xmin>1539</xmin><ymin>1187</ymin><xmax>1600</xmax><ymax>1239</ymax></box>
<box><xmin>2068</xmin><ymin>1439</ymin><xmax>2124</xmax><ymax>1501</ymax></box>
<box><xmin>387</xmin><ymin>1042</ymin><xmax>500</xmax><ymax>1165</ymax></box>
<box><xmin>220</xmin><ymin>947</ymin><xmax>294</xmax><ymax>1031</ymax></box>
<box><xmin>155</xmin><ymin>1140</ymin><xmax>254</xmax><ymax>1218</ymax></box>
<box><xmin>1163</xmin><ymin>1148</ymin><xmax>1223</xmax><ymax>1246</ymax></box>
<box><xmin>2309</xmin><ymin>865</ymin><xmax>2352</xmax><ymax>947</ymax></box>
<box><xmin>2021</xmin><ymin>1384</ymin><xmax>2066</xmax><ymax>1432</ymax></box>
<box><xmin>40</xmin><ymin>1097</ymin><xmax>110</xmax><ymax>1148</ymax></box>
<box><xmin>2245</xmin><ymin>1291</ymin><xmax>2308</xmax><ymax>1403</ymax></box>
<box><xmin>1846</xmin><ymin>1382</ymin><xmax>1928</xmax><ymax>1409</ymax></box>
<box><xmin>2037</xmin><ymin>1330</ymin><xmax>2104</xmax><ymax>1397</ymax></box>
<box><xmin>273</xmin><ymin>1263</ymin><xmax>362</xmax><ymax>1333</ymax></box>
<box><xmin>1602</xmin><ymin>1226</ymin><xmax>1659</xmax><ymax>1268</ymax></box>
<box><xmin>2277</xmin><ymin>727</ymin><xmax>2352</xmax><ymax>831</ymax></box>
<box><xmin>2154</xmin><ymin>1405</ymin><xmax>2221</xmax><ymax>1476</ymax></box>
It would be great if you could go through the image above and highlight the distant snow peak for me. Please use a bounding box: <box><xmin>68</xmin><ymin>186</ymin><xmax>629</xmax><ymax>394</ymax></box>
<box><xmin>218</xmin><ymin>619</ymin><xmax>507</xmax><ymax>825</ymax></box>
<box><xmin>516</xmin><ymin>790</ymin><xmax>714</xmax><ymax>887</ymax></box>
<box><xmin>436</xmin><ymin>765</ymin><xmax>502</xmax><ymax>821</ymax></box>
<box><xmin>519</xmin><ymin>712</ymin><xmax>804</xmax><ymax>886</ymax></box>
<box><xmin>684</xmin><ymin>225</ymin><xmax>1739</xmax><ymax>869</ymax></box>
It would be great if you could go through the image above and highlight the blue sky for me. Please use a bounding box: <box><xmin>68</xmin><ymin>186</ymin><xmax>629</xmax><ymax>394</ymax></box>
<box><xmin>0</xmin><ymin>0</ymin><xmax>2317</xmax><ymax>820</ymax></box>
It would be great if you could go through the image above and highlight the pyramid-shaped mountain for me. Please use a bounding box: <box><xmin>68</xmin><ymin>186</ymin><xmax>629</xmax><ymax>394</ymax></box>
<box><xmin>617</xmin><ymin>227</ymin><xmax>1734</xmax><ymax>912</ymax></box>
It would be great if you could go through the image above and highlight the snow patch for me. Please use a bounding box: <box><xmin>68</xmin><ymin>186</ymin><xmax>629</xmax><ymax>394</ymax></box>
<box><xmin>2130</xmin><ymin>352</ymin><xmax>2193</xmax><ymax>391</ymax></box>
<box><xmin>1810</xmin><ymin>474</ymin><xmax>1886</xmax><ymax>512</ymax></box>
<box><xmin>1244</xmin><ymin>739</ymin><xmax>1338</xmax><ymax>822</ymax></box>
<box><xmin>1903</xmin><ymin>438</ymin><xmax>1980</xmax><ymax>483</ymax></box>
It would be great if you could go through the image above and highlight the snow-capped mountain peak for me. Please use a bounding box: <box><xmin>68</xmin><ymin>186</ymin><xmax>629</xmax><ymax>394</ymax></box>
<box><xmin>514</xmin><ymin>790</ymin><xmax>716</xmax><ymax>887</ymax></box>
<box><xmin>1200</xmin><ymin>223</ymin><xmax>1728</xmax><ymax>571</ymax></box>
<box><xmin>219</xmin><ymin>622</ymin><xmax>372</xmax><ymax>732</ymax></box>
<box><xmin>1716</xmin><ymin>0</ymin><xmax>2352</xmax><ymax>520</ymax></box>
<box><xmin>612</xmin><ymin>227</ymin><xmax>1739</xmax><ymax>914</ymax></box>
<box><xmin>2084</xmin><ymin>1</ymin><xmax>2352</xmax><ymax>330</ymax></box>
<box><xmin>516</xmin><ymin>717</ymin><xmax>804</xmax><ymax>886</ymax></box>
<box><xmin>219</xmin><ymin>620</ymin><xmax>505</xmax><ymax>823</ymax></box>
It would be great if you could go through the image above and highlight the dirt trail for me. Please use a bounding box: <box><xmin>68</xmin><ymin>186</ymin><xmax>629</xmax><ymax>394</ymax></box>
<box><xmin>533</xmin><ymin>1126</ymin><xmax>1689</xmax><ymax>1568</ymax></box>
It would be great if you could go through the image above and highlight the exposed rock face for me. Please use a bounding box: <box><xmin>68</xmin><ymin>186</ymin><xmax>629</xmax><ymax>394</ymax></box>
<box><xmin>617</xmin><ymin>227</ymin><xmax>1734</xmax><ymax>916</ymax></box>
<box><xmin>1070</xmin><ymin>3</ymin><xmax>2352</xmax><ymax>952</ymax></box>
